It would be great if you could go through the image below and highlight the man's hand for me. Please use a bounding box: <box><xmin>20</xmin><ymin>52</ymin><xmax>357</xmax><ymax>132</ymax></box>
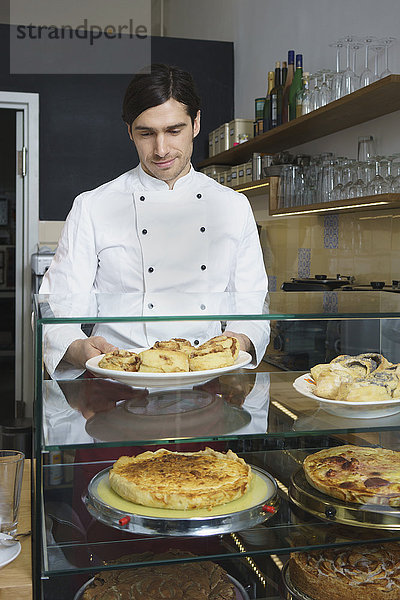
<box><xmin>63</xmin><ymin>336</ymin><xmax>117</xmax><ymax>370</ymax></box>
<box><xmin>224</xmin><ymin>330</ymin><xmax>252</xmax><ymax>353</ymax></box>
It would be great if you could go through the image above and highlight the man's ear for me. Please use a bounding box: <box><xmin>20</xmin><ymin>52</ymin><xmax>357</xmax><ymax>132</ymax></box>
<box><xmin>193</xmin><ymin>110</ymin><xmax>201</xmax><ymax>139</ymax></box>
<box><xmin>126</xmin><ymin>123</ymin><xmax>133</xmax><ymax>141</ymax></box>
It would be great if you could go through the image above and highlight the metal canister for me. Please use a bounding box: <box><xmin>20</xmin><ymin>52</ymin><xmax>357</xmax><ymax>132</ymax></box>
<box><xmin>252</xmin><ymin>153</ymin><xmax>263</xmax><ymax>180</ymax></box>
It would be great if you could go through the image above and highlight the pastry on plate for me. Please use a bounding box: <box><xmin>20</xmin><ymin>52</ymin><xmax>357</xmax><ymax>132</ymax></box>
<box><xmin>153</xmin><ymin>338</ymin><xmax>194</xmax><ymax>355</ymax></box>
<box><xmin>289</xmin><ymin>542</ymin><xmax>400</xmax><ymax>600</ymax></box>
<box><xmin>138</xmin><ymin>348</ymin><xmax>189</xmax><ymax>373</ymax></box>
<box><xmin>189</xmin><ymin>336</ymin><xmax>239</xmax><ymax>371</ymax></box>
<box><xmin>109</xmin><ymin>447</ymin><xmax>252</xmax><ymax>510</ymax></box>
<box><xmin>303</xmin><ymin>445</ymin><xmax>400</xmax><ymax>506</ymax></box>
<box><xmin>98</xmin><ymin>349</ymin><xmax>141</xmax><ymax>372</ymax></box>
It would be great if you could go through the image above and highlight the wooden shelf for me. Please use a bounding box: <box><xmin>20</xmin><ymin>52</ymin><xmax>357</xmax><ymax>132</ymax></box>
<box><xmin>198</xmin><ymin>75</ymin><xmax>400</xmax><ymax>168</ymax></box>
<box><xmin>269</xmin><ymin>193</ymin><xmax>400</xmax><ymax>216</ymax></box>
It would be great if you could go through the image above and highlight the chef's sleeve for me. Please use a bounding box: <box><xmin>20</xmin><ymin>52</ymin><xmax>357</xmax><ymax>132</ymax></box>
<box><xmin>225</xmin><ymin>196</ymin><xmax>270</xmax><ymax>367</ymax></box>
<box><xmin>39</xmin><ymin>193</ymin><xmax>98</xmax><ymax>379</ymax></box>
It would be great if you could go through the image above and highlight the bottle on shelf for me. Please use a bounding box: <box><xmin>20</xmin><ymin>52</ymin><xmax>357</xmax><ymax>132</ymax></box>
<box><xmin>270</xmin><ymin>62</ymin><xmax>283</xmax><ymax>129</ymax></box>
<box><xmin>282</xmin><ymin>50</ymin><xmax>295</xmax><ymax>123</ymax></box>
<box><xmin>262</xmin><ymin>70</ymin><xmax>275</xmax><ymax>133</ymax></box>
<box><xmin>289</xmin><ymin>53</ymin><xmax>303</xmax><ymax>121</ymax></box>
<box><xmin>281</xmin><ymin>60</ymin><xmax>288</xmax><ymax>87</ymax></box>
<box><xmin>296</xmin><ymin>72</ymin><xmax>311</xmax><ymax>117</ymax></box>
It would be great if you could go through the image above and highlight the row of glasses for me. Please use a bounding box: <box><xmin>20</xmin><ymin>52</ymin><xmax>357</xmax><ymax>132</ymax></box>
<box><xmin>297</xmin><ymin>36</ymin><xmax>397</xmax><ymax>115</ymax></box>
<box><xmin>277</xmin><ymin>152</ymin><xmax>400</xmax><ymax>209</ymax></box>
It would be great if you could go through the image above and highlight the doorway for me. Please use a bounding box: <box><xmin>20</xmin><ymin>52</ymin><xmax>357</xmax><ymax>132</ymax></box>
<box><xmin>0</xmin><ymin>92</ymin><xmax>39</xmax><ymax>418</ymax></box>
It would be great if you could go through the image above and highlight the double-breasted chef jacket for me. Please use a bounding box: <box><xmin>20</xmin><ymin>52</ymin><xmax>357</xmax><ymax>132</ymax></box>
<box><xmin>40</xmin><ymin>164</ymin><xmax>269</xmax><ymax>378</ymax></box>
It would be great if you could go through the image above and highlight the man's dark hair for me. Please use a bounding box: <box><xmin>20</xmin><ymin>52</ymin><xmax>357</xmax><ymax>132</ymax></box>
<box><xmin>122</xmin><ymin>63</ymin><xmax>201</xmax><ymax>131</ymax></box>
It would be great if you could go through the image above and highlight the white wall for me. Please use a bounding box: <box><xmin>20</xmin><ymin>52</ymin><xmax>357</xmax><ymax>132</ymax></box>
<box><xmin>163</xmin><ymin>0</ymin><xmax>236</xmax><ymax>41</ymax></box>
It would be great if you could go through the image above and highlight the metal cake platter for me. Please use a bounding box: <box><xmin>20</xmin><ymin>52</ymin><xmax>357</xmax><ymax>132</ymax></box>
<box><xmin>83</xmin><ymin>465</ymin><xmax>279</xmax><ymax>537</ymax></box>
<box><xmin>281</xmin><ymin>562</ymin><xmax>313</xmax><ymax>600</ymax></box>
<box><xmin>289</xmin><ymin>468</ymin><xmax>400</xmax><ymax>530</ymax></box>
<box><xmin>74</xmin><ymin>573</ymin><xmax>250</xmax><ymax>600</ymax></box>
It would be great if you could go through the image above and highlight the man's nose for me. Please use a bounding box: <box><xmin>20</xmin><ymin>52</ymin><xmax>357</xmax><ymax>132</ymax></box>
<box><xmin>154</xmin><ymin>134</ymin><xmax>168</xmax><ymax>157</ymax></box>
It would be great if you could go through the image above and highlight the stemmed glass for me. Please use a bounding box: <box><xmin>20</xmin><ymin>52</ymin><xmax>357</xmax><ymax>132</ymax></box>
<box><xmin>310</xmin><ymin>72</ymin><xmax>321</xmax><ymax>111</ymax></box>
<box><xmin>319</xmin><ymin>70</ymin><xmax>331</xmax><ymax>107</ymax></box>
<box><xmin>341</xmin><ymin>36</ymin><xmax>359</xmax><ymax>95</ymax></box>
<box><xmin>349</xmin><ymin>162</ymin><xmax>366</xmax><ymax>198</ymax></box>
<box><xmin>367</xmin><ymin>157</ymin><xmax>390</xmax><ymax>195</ymax></box>
<box><xmin>329</xmin><ymin>41</ymin><xmax>344</xmax><ymax>100</ymax></box>
<box><xmin>379</xmin><ymin>37</ymin><xmax>397</xmax><ymax>78</ymax></box>
<box><xmin>371</xmin><ymin>43</ymin><xmax>385</xmax><ymax>81</ymax></box>
<box><xmin>350</xmin><ymin>40</ymin><xmax>363</xmax><ymax>78</ymax></box>
<box><xmin>359</xmin><ymin>36</ymin><xmax>377</xmax><ymax>87</ymax></box>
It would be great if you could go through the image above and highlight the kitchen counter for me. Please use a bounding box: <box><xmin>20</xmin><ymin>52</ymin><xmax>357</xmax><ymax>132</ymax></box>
<box><xmin>0</xmin><ymin>459</ymin><xmax>32</xmax><ymax>600</ymax></box>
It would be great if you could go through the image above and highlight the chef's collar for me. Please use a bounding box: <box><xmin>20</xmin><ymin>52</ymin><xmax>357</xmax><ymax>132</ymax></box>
<box><xmin>137</xmin><ymin>163</ymin><xmax>195</xmax><ymax>191</ymax></box>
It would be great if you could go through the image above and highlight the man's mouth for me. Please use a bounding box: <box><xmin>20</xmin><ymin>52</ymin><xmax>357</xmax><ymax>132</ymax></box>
<box><xmin>153</xmin><ymin>158</ymin><xmax>176</xmax><ymax>169</ymax></box>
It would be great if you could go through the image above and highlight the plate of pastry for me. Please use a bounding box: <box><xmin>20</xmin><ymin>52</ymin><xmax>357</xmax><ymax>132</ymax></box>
<box><xmin>85</xmin><ymin>336</ymin><xmax>252</xmax><ymax>388</ymax></box>
<box><xmin>293</xmin><ymin>352</ymin><xmax>400</xmax><ymax>418</ymax></box>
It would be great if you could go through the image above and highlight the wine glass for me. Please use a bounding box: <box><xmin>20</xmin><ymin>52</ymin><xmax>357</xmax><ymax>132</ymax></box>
<box><xmin>341</xmin><ymin>36</ymin><xmax>359</xmax><ymax>95</ymax></box>
<box><xmin>379</xmin><ymin>37</ymin><xmax>397</xmax><ymax>78</ymax></box>
<box><xmin>329</xmin><ymin>41</ymin><xmax>344</xmax><ymax>100</ymax></box>
<box><xmin>350</xmin><ymin>40</ymin><xmax>363</xmax><ymax>77</ymax></box>
<box><xmin>367</xmin><ymin>157</ymin><xmax>390</xmax><ymax>195</ymax></box>
<box><xmin>359</xmin><ymin>36</ymin><xmax>377</xmax><ymax>87</ymax></box>
<box><xmin>319</xmin><ymin>70</ymin><xmax>331</xmax><ymax>107</ymax></box>
<box><xmin>371</xmin><ymin>43</ymin><xmax>385</xmax><ymax>80</ymax></box>
<box><xmin>309</xmin><ymin>72</ymin><xmax>321</xmax><ymax>111</ymax></box>
<box><xmin>348</xmin><ymin>162</ymin><xmax>366</xmax><ymax>198</ymax></box>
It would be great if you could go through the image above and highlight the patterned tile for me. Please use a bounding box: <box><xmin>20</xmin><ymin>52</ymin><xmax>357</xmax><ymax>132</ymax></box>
<box><xmin>324</xmin><ymin>214</ymin><xmax>339</xmax><ymax>249</ymax></box>
<box><xmin>298</xmin><ymin>248</ymin><xmax>311</xmax><ymax>278</ymax></box>
<box><xmin>323</xmin><ymin>291</ymin><xmax>338</xmax><ymax>313</ymax></box>
<box><xmin>268</xmin><ymin>275</ymin><xmax>277</xmax><ymax>292</ymax></box>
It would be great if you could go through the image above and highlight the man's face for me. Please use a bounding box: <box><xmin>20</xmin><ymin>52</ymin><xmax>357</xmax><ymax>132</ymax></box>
<box><xmin>129</xmin><ymin>98</ymin><xmax>200</xmax><ymax>189</ymax></box>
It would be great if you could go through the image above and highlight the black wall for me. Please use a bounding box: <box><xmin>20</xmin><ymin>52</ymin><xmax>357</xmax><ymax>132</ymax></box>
<box><xmin>0</xmin><ymin>25</ymin><xmax>234</xmax><ymax>220</ymax></box>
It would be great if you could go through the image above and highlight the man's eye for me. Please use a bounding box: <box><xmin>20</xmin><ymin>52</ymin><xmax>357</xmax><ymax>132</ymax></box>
<box><xmin>169</xmin><ymin>129</ymin><xmax>181</xmax><ymax>135</ymax></box>
<box><xmin>140</xmin><ymin>132</ymin><xmax>152</xmax><ymax>137</ymax></box>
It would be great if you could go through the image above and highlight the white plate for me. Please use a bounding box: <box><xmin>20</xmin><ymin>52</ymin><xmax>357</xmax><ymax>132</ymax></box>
<box><xmin>293</xmin><ymin>373</ymin><xmax>400</xmax><ymax>418</ymax></box>
<box><xmin>0</xmin><ymin>541</ymin><xmax>21</xmax><ymax>569</ymax></box>
<box><xmin>86</xmin><ymin>349</ymin><xmax>252</xmax><ymax>388</ymax></box>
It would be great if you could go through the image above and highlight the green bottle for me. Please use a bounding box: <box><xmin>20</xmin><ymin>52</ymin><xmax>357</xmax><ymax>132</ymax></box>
<box><xmin>289</xmin><ymin>54</ymin><xmax>303</xmax><ymax>121</ymax></box>
<box><xmin>262</xmin><ymin>70</ymin><xmax>275</xmax><ymax>132</ymax></box>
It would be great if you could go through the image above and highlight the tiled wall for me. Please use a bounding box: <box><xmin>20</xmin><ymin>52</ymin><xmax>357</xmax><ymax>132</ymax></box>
<box><xmin>259</xmin><ymin>208</ymin><xmax>400</xmax><ymax>289</ymax></box>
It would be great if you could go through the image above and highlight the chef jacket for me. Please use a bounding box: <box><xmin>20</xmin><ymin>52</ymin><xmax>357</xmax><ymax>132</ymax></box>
<box><xmin>40</xmin><ymin>164</ymin><xmax>269</xmax><ymax>378</ymax></box>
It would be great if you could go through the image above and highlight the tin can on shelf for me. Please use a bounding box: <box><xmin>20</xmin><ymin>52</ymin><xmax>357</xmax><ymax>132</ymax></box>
<box><xmin>214</xmin><ymin>129</ymin><xmax>220</xmax><ymax>156</ymax></box>
<box><xmin>219</xmin><ymin>171</ymin><xmax>227</xmax><ymax>186</ymax></box>
<box><xmin>219</xmin><ymin>122</ymin><xmax>230</xmax><ymax>153</ymax></box>
<box><xmin>237</xmin><ymin>164</ymin><xmax>246</xmax><ymax>186</ymax></box>
<box><xmin>228</xmin><ymin>118</ymin><xmax>254</xmax><ymax>149</ymax></box>
<box><xmin>226</xmin><ymin>170</ymin><xmax>232</xmax><ymax>188</ymax></box>
<box><xmin>252</xmin><ymin>153</ymin><xmax>263</xmax><ymax>181</ymax></box>
<box><xmin>244</xmin><ymin>160</ymin><xmax>253</xmax><ymax>183</ymax></box>
<box><xmin>208</xmin><ymin>132</ymin><xmax>214</xmax><ymax>158</ymax></box>
<box><xmin>230</xmin><ymin>165</ymin><xmax>238</xmax><ymax>187</ymax></box>
<box><xmin>255</xmin><ymin>97</ymin><xmax>265</xmax><ymax>120</ymax></box>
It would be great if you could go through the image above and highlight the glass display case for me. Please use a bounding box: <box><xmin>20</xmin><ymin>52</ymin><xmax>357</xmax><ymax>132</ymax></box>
<box><xmin>33</xmin><ymin>291</ymin><xmax>400</xmax><ymax>600</ymax></box>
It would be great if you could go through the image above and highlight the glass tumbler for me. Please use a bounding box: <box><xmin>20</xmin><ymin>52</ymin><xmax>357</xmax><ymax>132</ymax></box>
<box><xmin>357</xmin><ymin>136</ymin><xmax>375</xmax><ymax>161</ymax></box>
<box><xmin>0</xmin><ymin>450</ymin><xmax>24</xmax><ymax>535</ymax></box>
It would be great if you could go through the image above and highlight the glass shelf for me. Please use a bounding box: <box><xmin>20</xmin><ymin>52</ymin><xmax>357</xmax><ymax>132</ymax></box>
<box><xmin>42</xmin><ymin>372</ymin><xmax>400</xmax><ymax>450</ymax></box>
<box><xmin>42</xmin><ymin>449</ymin><xmax>400</xmax><ymax>577</ymax></box>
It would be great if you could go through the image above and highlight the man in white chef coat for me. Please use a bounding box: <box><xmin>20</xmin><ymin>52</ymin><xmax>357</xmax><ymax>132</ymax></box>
<box><xmin>40</xmin><ymin>64</ymin><xmax>269</xmax><ymax>378</ymax></box>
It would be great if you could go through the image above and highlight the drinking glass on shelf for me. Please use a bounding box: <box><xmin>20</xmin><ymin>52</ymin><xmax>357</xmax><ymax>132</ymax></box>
<box><xmin>357</xmin><ymin>135</ymin><xmax>375</xmax><ymax>161</ymax></box>
<box><xmin>319</xmin><ymin>158</ymin><xmax>337</xmax><ymax>202</ymax></box>
<box><xmin>371</xmin><ymin>43</ymin><xmax>385</xmax><ymax>80</ymax></box>
<box><xmin>350</xmin><ymin>40</ymin><xmax>363</xmax><ymax>77</ymax></box>
<box><xmin>309</xmin><ymin>72</ymin><xmax>321</xmax><ymax>111</ymax></box>
<box><xmin>341</xmin><ymin>159</ymin><xmax>356</xmax><ymax>199</ymax></box>
<box><xmin>359</xmin><ymin>36</ymin><xmax>377</xmax><ymax>87</ymax></box>
<box><xmin>391</xmin><ymin>160</ymin><xmax>400</xmax><ymax>192</ymax></box>
<box><xmin>319</xmin><ymin>70</ymin><xmax>332</xmax><ymax>107</ymax></box>
<box><xmin>367</xmin><ymin>157</ymin><xmax>390</xmax><ymax>195</ymax></box>
<box><xmin>298</xmin><ymin>72</ymin><xmax>312</xmax><ymax>115</ymax></box>
<box><xmin>379</xmin><ymin>37</ymin><xmax>397</xmax><ymax>78</ymax></box>
<box><xmin>329</xmin><ymin>40</ymin><xmax>344</xmax><ymax>100</ymax></box>
<box><xmin>348</xmin><ymin>162</ymin><xmax>367</xmax><ymax>198</ymax></box>
<box><xmin>341</xmin><ymin>36</ymin><xmax>359</xmax><ymax>95</ymax></box>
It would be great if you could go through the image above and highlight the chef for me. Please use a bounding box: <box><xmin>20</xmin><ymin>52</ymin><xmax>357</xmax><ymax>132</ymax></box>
<box><xmin>40</xmin><ymin>63</ymin><xmax>269</xmax><ymax>378</ymax></box>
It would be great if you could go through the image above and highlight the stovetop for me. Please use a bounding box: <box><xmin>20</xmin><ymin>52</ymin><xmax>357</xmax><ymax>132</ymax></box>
<box><xmin>281</xmin><ymin>275</ymin><xmax>400</xmax><ymax>292</ymax></box>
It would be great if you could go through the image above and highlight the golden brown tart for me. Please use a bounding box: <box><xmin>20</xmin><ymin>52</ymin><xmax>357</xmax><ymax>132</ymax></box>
<box><xmin>81</xmin><ymin>549</ymin><xmax>236</xmax><ymax>599</ymax></box>
<box><xmin>303</xmin><ymin>445</ymin><xmax>400</xmax><ymax>506</ymax></box>
<box><xmin>289</xmin><ymin>543</ymin><xmax>400</xmax><ymax>600</ymax></box>
<box><xmin>109</xmin><ymin>447</ymin><xmax>252</xmax><ymax>510</ymax></box>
